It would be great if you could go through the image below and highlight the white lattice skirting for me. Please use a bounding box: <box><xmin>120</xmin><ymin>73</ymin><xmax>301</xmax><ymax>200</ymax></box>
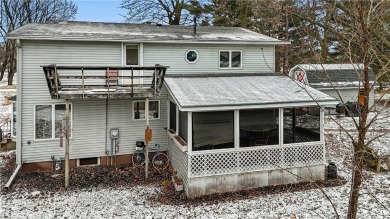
<box><xmin>188</xmin><ymin>144</ymin><xmax>325</xmax><ymax>178</ymax></box>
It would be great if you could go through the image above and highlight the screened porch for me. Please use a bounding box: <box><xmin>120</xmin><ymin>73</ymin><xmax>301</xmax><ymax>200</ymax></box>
<box><xmin>164</xmin><ymin>74</ymin><xmax>338</xmax><ymax>196</ymax></box>
<box><xmin>167</xmin><ymin>105</ymin><xmax>325</xmax><ymax>179</ymax></box>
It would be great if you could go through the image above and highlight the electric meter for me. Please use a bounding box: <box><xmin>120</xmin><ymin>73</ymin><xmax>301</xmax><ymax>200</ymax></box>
<box><xmin>110</xmin><ymin>128</ymin><xmax>119</xmax><ymax>139</ymax></box>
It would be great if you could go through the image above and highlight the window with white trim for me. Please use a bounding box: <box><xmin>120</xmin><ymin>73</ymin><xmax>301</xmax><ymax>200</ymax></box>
<box><xmin>35</xmin><ymin>104</ymin><xmax>72</xmax><ymax>140</ymax></box>
<box><xmin>125</xmin><ymin>45</ymin><xmax>139</xmax><ymax>65</ymax></box>
<box><xmin>185</xmin><ymin>50</ymin><xmax>198</xmax><ymax>63</ymax></box>
<box><xmin>219</xmin><ymin>50</ymin><xmax>242</xmax><ymax>68</ymax></box>
<box><xmin>133</xmin><ymin>100</ymin><xmax>160</xmax><ymax>120</ymax></box>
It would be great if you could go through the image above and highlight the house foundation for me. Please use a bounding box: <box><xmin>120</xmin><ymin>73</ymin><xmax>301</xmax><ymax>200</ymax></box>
<box><xmin>185</xmin><ymin>165</ymin><xmax>325</xmax><ymax>197</ymax></box>
<box><xmin>21</xmin><ymin>154</ymin><xmax>134</xmax><ymax>172</ymax></box>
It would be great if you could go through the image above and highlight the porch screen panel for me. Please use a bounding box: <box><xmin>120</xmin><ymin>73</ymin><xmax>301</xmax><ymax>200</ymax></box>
<box><xmin>240</xmin><ymin>109</ymin><xmax>279</xmax><ymax>147</ymax></box>
<box><xmin>179</xmin><ymin>111</ymin><xmax>188</xmax><ymax>142</ymax></box>
<box><xmin>193</xmin><ymin>111</ymin><xmax>234</xmax><ymax>151</ymax></box>
<box><xmin>169</xmin><ymin>102</ymin><xmax>176</xmax><ymax>131</ymax></box>
<box><xmin>283</xmin><ymin>107</ymin><xmax>320</xmax><ymax>144</ymax></box>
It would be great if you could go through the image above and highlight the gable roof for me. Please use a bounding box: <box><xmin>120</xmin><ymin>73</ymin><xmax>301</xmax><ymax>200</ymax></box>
<box><xmin>165</xmin><ymin>74</ymin><xmax>337</xmax><ymax>111</ymax></box>
<box><xmin>289</xmin><ymin>64</ymin><xmax>376</xmax><ymax>88</ymax></box>
<box><xmin>7</xmin><ymin>21</ymin><xmax>288</xmax><ymax>45</ymax></box>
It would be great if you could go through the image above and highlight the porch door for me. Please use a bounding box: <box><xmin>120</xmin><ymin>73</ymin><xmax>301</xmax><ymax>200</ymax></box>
<box><xmin>123</xmin><ymin>44</ymin><xmax>141</xmax><ymax>85</ymax></box>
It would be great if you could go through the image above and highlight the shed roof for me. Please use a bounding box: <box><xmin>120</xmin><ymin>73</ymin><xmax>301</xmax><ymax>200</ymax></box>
<box><xmin>165</xmin><ymin>74</ymin><xmax>337</xmax><ymax>111</ymax></box>
<box><xmin>7</xmin><ymin>21</ymin><xmax>287</xmax><ymax>45</ymax></box>
<box><xmin>291</xmin><ymin>64</ymin><xmax>376</xmax><ymax>88</ymax></box>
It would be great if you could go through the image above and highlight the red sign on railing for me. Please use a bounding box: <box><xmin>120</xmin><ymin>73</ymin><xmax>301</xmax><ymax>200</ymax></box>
<box><xmin>106</xmin><ymin>70</ymin><xmax>118</xmax><ymax>82</ymax></box>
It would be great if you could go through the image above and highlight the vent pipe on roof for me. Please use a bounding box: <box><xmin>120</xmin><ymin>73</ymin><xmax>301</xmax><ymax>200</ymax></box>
<box><xmin>193</xmin><ymin>17</ymin><xmax>197</xmax><ymax>36</ymax></box>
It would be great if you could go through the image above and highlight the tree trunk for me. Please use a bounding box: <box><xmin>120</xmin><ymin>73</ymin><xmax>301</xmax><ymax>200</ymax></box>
<box><xmin>8</xmin><ymin>70</ymin><xmax>14</xmax><ymax>85</ymax></box>
<box><xmin>346</xmin><ymin>2</ymin><xmax>371</xmax><ymax>218</ymax></box>
<box><xmin>347</xmin><ymin>143</ymin><xmax>364</xmax><ymax>219</ymax></box>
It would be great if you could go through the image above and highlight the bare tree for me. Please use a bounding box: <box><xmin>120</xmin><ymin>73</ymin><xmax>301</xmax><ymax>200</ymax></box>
<box><xmin>120</xmin><ymin>0</ymin><xmax>205</xmax><ymax>25</ymax></box>
<box><xmin>294</xmin><ymin>1</ymin><xmax>390</xmax><ymax>218</ymax></box>
<box><xmin>0</xmin><ymin>0</ymin><xmax>77</xmax><ymax>85</ymax></box>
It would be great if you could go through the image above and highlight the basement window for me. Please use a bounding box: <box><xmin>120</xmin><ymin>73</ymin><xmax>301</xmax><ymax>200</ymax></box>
<box><xmin>78</xmin><ymin>157</ymin><xmax>100</xmax><ymax>166</ymax></box>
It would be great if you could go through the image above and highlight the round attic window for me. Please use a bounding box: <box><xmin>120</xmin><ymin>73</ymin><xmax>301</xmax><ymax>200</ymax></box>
<box><xmin>185</xmin><ymin>50</ymin><xmax>198</xmax><ymax>63</ymax></box>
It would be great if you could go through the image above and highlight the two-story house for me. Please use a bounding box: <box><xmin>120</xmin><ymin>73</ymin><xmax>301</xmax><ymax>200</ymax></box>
<box><xmin>7</xmin><ymin>21</ymin><xmax>337</xmax><ymax>197</ymax></box>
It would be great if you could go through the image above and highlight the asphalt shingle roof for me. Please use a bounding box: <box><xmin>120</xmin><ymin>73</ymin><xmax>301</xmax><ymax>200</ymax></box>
<box><xmin>297</xmin><ymin>64</ymin><xmax>376</xmax><ymax>84</ymax></box>
<box><xmin>7</xmin><ymin>21</ymin><xmax>287</xmax><ymax>44</ymax></box>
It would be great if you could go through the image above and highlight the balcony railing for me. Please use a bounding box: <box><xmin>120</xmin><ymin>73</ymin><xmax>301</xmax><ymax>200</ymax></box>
<box><xmin>42</xmin><ymin>65</ymin><xmax>168</xmax><ymax>99</ymax></box>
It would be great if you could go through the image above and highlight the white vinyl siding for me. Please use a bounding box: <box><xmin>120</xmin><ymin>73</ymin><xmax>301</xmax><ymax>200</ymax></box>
<box><xmin>20</xmin><ymin>40</ymin><xmax>274</xmax><ymax>163</ymax></box>
<box><xmin>143</xmin><ymin>44</ymin><xmax>274</xmax><ymax>74</ymax></box>
<box><xmin>20</xmin><ymin>40</ymin><xmax>122</xmax><ymax>162</ymax></box>
<box><xmin>70</xmin><ymin>97</ymin><xmax>167</xmax><ymax>159</ymax></box>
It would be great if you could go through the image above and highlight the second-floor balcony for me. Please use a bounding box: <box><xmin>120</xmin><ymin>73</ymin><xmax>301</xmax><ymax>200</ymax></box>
<box><xmin>42</xmin><ymin>65</ymin><xmax>168</xmax><ymax>99</ymax></box>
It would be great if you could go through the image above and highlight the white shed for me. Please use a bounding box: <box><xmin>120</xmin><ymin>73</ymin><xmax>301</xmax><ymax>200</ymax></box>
<box><xmin>289</xmin><ymin>64</ymin><xmax>376</xmax><ymax>113</ymax></box>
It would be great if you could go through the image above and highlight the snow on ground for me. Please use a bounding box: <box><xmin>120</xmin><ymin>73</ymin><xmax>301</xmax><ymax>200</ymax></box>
<box><xmin>0</xmin><ymin>150</ymin><xmax>14</xmax><ymax>166</ymax></box>
<box><xmin>1</xmin><ymin>101</ymin><xmax>389</xmax><ymax>218</ymax></box>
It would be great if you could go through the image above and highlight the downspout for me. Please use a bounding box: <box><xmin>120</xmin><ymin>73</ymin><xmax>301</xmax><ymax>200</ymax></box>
<box><xmin>5</xmin><ymin>39</ymin><xmax>23</xmax><ymax>188</ymax></box>
<box><xmin>105</xmin><ymin>97</ymin><xmax>109</xmax><ymax>165</ymax></box>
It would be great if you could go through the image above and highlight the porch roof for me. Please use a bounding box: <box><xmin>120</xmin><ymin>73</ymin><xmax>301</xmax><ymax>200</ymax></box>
<box><xmin>165</xmin><ymin>74</ymin><xmax>338</xmax><ymax>111</ymax></box>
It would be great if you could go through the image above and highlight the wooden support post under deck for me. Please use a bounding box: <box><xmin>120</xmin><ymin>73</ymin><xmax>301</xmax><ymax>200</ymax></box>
<box><xmin>64</xmin><ymin>99</ymin><xmax>70</xmax><ymax>189</ymax></box>
<box><xmin>145</xmin><ymin>98</ymin><xmax>149</xmax><ymax>180</ymax></box>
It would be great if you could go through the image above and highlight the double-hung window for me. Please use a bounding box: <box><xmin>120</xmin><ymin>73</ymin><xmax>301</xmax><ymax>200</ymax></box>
<box><xmin>125</xmin><ymin>45</ymin><xmax>139</xmax><ymax>65</ymax></box>
<box><xmin>35</xmin><ymin>104</ymin><xmax>72</xmax><ymax>140</ymax></box>
<box><xmin>124</xmin><ymin>44</ymin><xmax>140</xmax><ymax>85</ymax></box>
<box><xmin>133</xmin><ymin>100</ymin><xmax>160</xmax><ymax>120</ymax></box>
<box><xmin>219</xmin><ymin>50</ymin><xmax>242</xmax><ymax>68</ymax></box>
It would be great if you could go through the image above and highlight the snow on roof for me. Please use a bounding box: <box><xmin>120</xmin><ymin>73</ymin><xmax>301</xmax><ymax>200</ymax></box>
<box><xmin>296</xmin><ymin>64</ymin><xmax>367</xmax><ymax>70</ymax></box>
<box><xmin>165</xmin><ymin>74</ymin><xmax>337</xmax><ymax>110</ymax></box>
<box><xmin>7</xmin><ymin>21</ymin><xmax>287</xmax><ymax>44</ymax></box>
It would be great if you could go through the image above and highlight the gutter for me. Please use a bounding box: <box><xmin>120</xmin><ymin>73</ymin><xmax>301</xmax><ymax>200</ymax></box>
<box><xmin>4</xmin><ymin>164</ymin><xmax>21</xmax><ymax>189</ymax></box>
<box><xmin>6</xmin><ymin>36</ymin><xmax>291</xmax><ymax>45</ymax></box>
